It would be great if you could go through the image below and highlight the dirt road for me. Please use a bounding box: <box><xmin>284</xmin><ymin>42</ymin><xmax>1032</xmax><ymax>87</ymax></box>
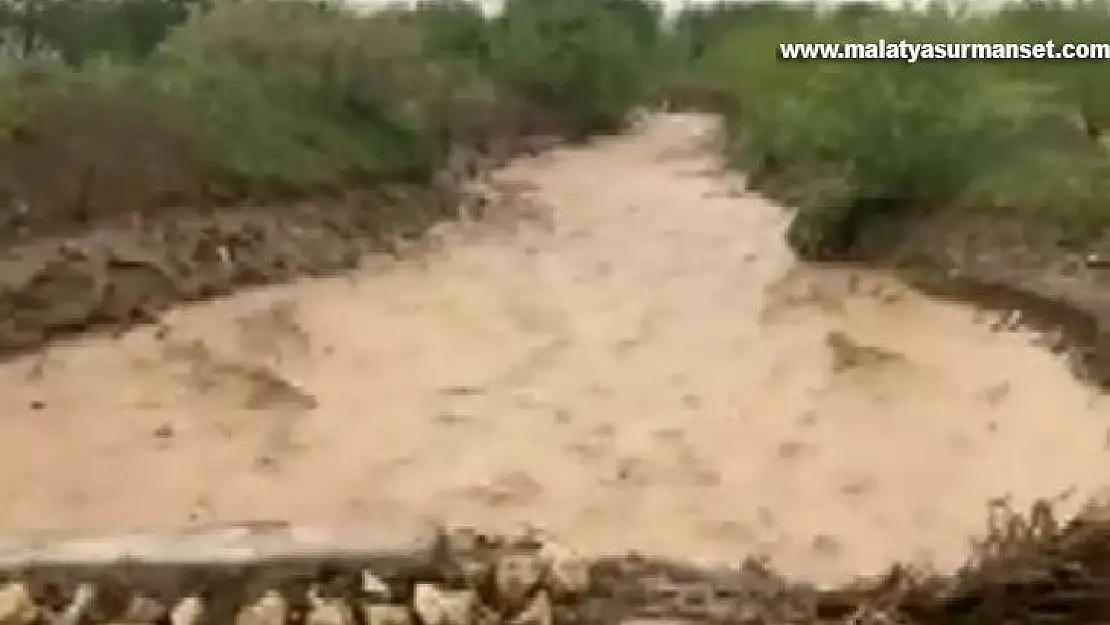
<box><xmin>0</xmin><ymin>113</ymin><xmax>1108</xmax><ymax>584</ymax></box>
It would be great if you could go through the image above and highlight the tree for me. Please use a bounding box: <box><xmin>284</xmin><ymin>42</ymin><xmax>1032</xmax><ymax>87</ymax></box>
<box><xmin>0</xmin><ymin>0</ymin><xmax>209</xmax><ymax>64</ymax></box>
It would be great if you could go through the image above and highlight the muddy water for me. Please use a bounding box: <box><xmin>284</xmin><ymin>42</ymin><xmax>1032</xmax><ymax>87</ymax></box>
<box><xmin>0</xmin><ymin>113</ymin><xmax>1108</xmax><ymax>585</ymax></box>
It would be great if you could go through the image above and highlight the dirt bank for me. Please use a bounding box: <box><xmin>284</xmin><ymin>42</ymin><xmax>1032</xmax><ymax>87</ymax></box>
<box><xmin>0</xmin><ymin>192</ymin><xmax>446</xmax><ymax>357</ymax></box>
<box><xmin>863</xmin><ymin>209</ymin><xmax>1110</xmax><ymax>391</ymax></box>
<box><xmin>1</xmin><ymin>114</ymin><xmax>1110</xmax><ymax>588</ymax></box>
<box><xmin>0</xmin><ymin>82</ymin><xmax>562</xmax><ymax>358</ymax></box>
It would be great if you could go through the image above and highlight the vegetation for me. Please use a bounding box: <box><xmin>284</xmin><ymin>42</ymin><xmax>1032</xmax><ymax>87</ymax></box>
<box><xmin>0</xmin><ymin>0</ymin><xmax>666</xmax><ymax>209</ymax></box>
<box><xmin>681</xmin><ymin>0</ymin><xmax>1110</xmax><ymax>261</ymax></box>
<box><xmin>2</xmin><ymin>0</ymin><xmax>1110</xmax><ymax>267</ymax></box>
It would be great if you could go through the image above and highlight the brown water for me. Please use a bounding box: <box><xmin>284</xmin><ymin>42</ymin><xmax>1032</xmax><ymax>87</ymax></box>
<box><xmin>0</xmin><ymin>113</ymin><xmax>1108</xmax><ymax>584</ymax></box>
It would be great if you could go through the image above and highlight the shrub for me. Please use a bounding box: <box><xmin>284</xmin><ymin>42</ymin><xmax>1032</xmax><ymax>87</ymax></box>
<box><xmin>489</xmin><ymin>0</ymin><xmax>660</xmax><ymax>138</ymax></box>
<box><xmin>130</xmin><ymin>0</ymin><xmax>667</xmax><ymax>198</ymax></box>
<box><xmin>690</xmin><ymin>0</ymin><xmax>1110</xmax><ymax>259</ymax></box>
<box><xmin>144</xmin><ymin>0</ymin><xmax>492</xmax><ymax>197</ymax></box>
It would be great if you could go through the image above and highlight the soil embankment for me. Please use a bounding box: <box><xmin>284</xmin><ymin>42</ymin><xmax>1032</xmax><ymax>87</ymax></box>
<box><xmin>0</xmin><ymin>114</ymin><xmax>1108</xmax><ymax>586</ymax></box>
<box><xmin>0</xmin><ymin>83</ymin><xmax>561</xmax><ymax>356</ymax></box>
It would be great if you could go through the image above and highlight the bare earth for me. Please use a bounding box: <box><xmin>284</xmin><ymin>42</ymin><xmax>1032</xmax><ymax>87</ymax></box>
<box><xmin>1</xmin><ymin>114</ymin><xmax>1109</xmax><ymax>584</ymax></box>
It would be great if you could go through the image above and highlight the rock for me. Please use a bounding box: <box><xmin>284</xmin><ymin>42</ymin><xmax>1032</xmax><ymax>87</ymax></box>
<box><xmin>122</xmin><ymin>594</ymin><xmax>168</xmax><ymax>622</ymax></box>
<box><xmin>306</xmin><ymin>588</ymin><xmax>354</xmax><ymax>625</ymax></box>
<box><xmin>537</xmin><ymin>541</ymin><xmax>590</xmax><ymax>597</ymax></box>
<box><xmin>306</xmin><ymin>600</ymin><xmax>354</xmax><ymax>625</ymax></box>
<box><xmin>508</xmin><ymin>591</ymin><xmax>551</xmax><ymax>625</ymax></box>
<box><xmin>0</xmin><ymin>582</ymin><xmax>37</xmax><ymax>625</ymax></box>
<box><xmin>362</xmin><ymin>604</ymin><xmax>411</xmax><ymax>625</ymax></box>
<box><xmin>54</xmin><ymin>583</ymin><xmax>96</xmax><ymax>625</ymax></box>
<box><xmin>437</xmin><ymin>528</ymin><xmax>499</xmax><ymax>588</ymax></box>
<box><xmin>361</xmin><ymin>570</ymin><xmax>390</xmax><ymax>600</ymax></box>
<box><xmin>493</xmin><ymin>552</ymin><xmax>545</xmax><ymax>607</ymax></box>
<box><xmin>458</xmin><ymin>558</ymin><xmax>492</xmax><ymax>589</ymax></box>
<box><xmin>169</xmin><ymin>597</ymin><xmax>204</xmax><ymax>625</ymax></box>
<box><xmin>1086</xmin><ymin>253</ymin><xmax>1110</xmax><ymax>268</ymax></box>
<box><xmin>412</xmin><ymin>583</ymin><xmax>476</xmax><ymax>625</ymax></box>
<box><xmin>235</xmin><ymin>590</ymin><xmax>287</xmax><ymax>625</ymax></box>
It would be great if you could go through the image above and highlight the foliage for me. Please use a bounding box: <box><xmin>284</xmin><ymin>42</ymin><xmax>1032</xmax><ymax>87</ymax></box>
<box><xmin>0</xmin><ymin>0</ymin><xmax>204</xmax><ymax>64</ymax></box>
<box><xmin>686</xmin><ymin>0</ymin><xmax>1110</xmax><ymax>259</ymax></box>
<box><xmin>487</xmin><ymin>0</ymin><xmax>662</xmax><ymax>138</ymax></box>
<box><xmin>0</xmin><ymin>0</ymin><xmax>667</xmax><ymax>202</ymax></box>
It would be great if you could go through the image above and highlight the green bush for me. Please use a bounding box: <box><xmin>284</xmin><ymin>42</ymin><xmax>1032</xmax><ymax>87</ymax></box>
<box><xmin>147</xmin><ymin>0</ymin><xmax>449</xmax><ymax>196</ymax></box>
<box><xmin>145</xmin><ymin>0</ymin><xmax>667</xmax><ymax>195</ymax></box>
<box><xmin>0</xmin><ymin>0</ymin><xmax>669</xmax><ymax>204</ymax></box>
<box><xmin>489</xmin><ymin>0</ymin><xmax>660</xmax><ymax>138</ymax></box>
<box><xmin>690</xmin><ymin>0</ymin><xmax>1110</xmax><ymax>259</ymax></box>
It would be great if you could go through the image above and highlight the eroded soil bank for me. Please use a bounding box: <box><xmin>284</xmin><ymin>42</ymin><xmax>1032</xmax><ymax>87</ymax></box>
<box><xmin>0</xmin><ymin>114</ymin><xmax>1108</xmax><ymax>587</ymax></box>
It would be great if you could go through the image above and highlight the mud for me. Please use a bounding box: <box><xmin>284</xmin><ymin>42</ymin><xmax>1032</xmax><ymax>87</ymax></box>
<box><xmin>0</xmin><ymin>200</ymin><xmax>374</xmax><ymax>357</ymax></box>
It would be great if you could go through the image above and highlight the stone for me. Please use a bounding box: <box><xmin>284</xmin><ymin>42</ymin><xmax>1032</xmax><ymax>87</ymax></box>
<box><xmin>362</xmin><ymin>604</ymin><xmax>411</xmax><ymax>625</ymax></box>
<box><xmin>538</xmin><ymin>541</ymin><xmax>590</xmax><ymax>597</ymax></box>
<box><xmin>509</xmin><ymin>591</ymin><xmax>551</xmax><ymax>625</ymax></box>
<box><xmin>235</xmin><ymin>590</ymin><xmax>287</xmax><ymax>625</ymax></box>
<box><xmin>0</xmin><ymin>582</ymin><xmax>37</xmax><ymax>625</ymax></box>
<box><xmin>169</xmin><ymin>597</ymin><xmax>204</xmax><ymax>625</ymax></box>
<box><xmin>54</xmin><ymin>583</ymin><xmax>96</xmax><ymax>625</ymax></box>
<box><xmin>494</xmin><ymin>552</ymin><xmax>545</xmax><ymax>606</ymax></box>
<box><xmin>361</xmin><ymin>570</ymin><xmax>390</xmax><ymax>600</ymax></box>
<box><xmin>412</xmin><ymin>583</ymin><xmax>476</xmax><ymax>625</ymax></box>
<box><xmin>306</xmin><ymin>588</ymin><xmax>354</xmax><ymax>625</ymax></box>
<box><xmin>122</xmin><ymin>595</ymin><xmax>168</xmax><ymax>623</ymax></box>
